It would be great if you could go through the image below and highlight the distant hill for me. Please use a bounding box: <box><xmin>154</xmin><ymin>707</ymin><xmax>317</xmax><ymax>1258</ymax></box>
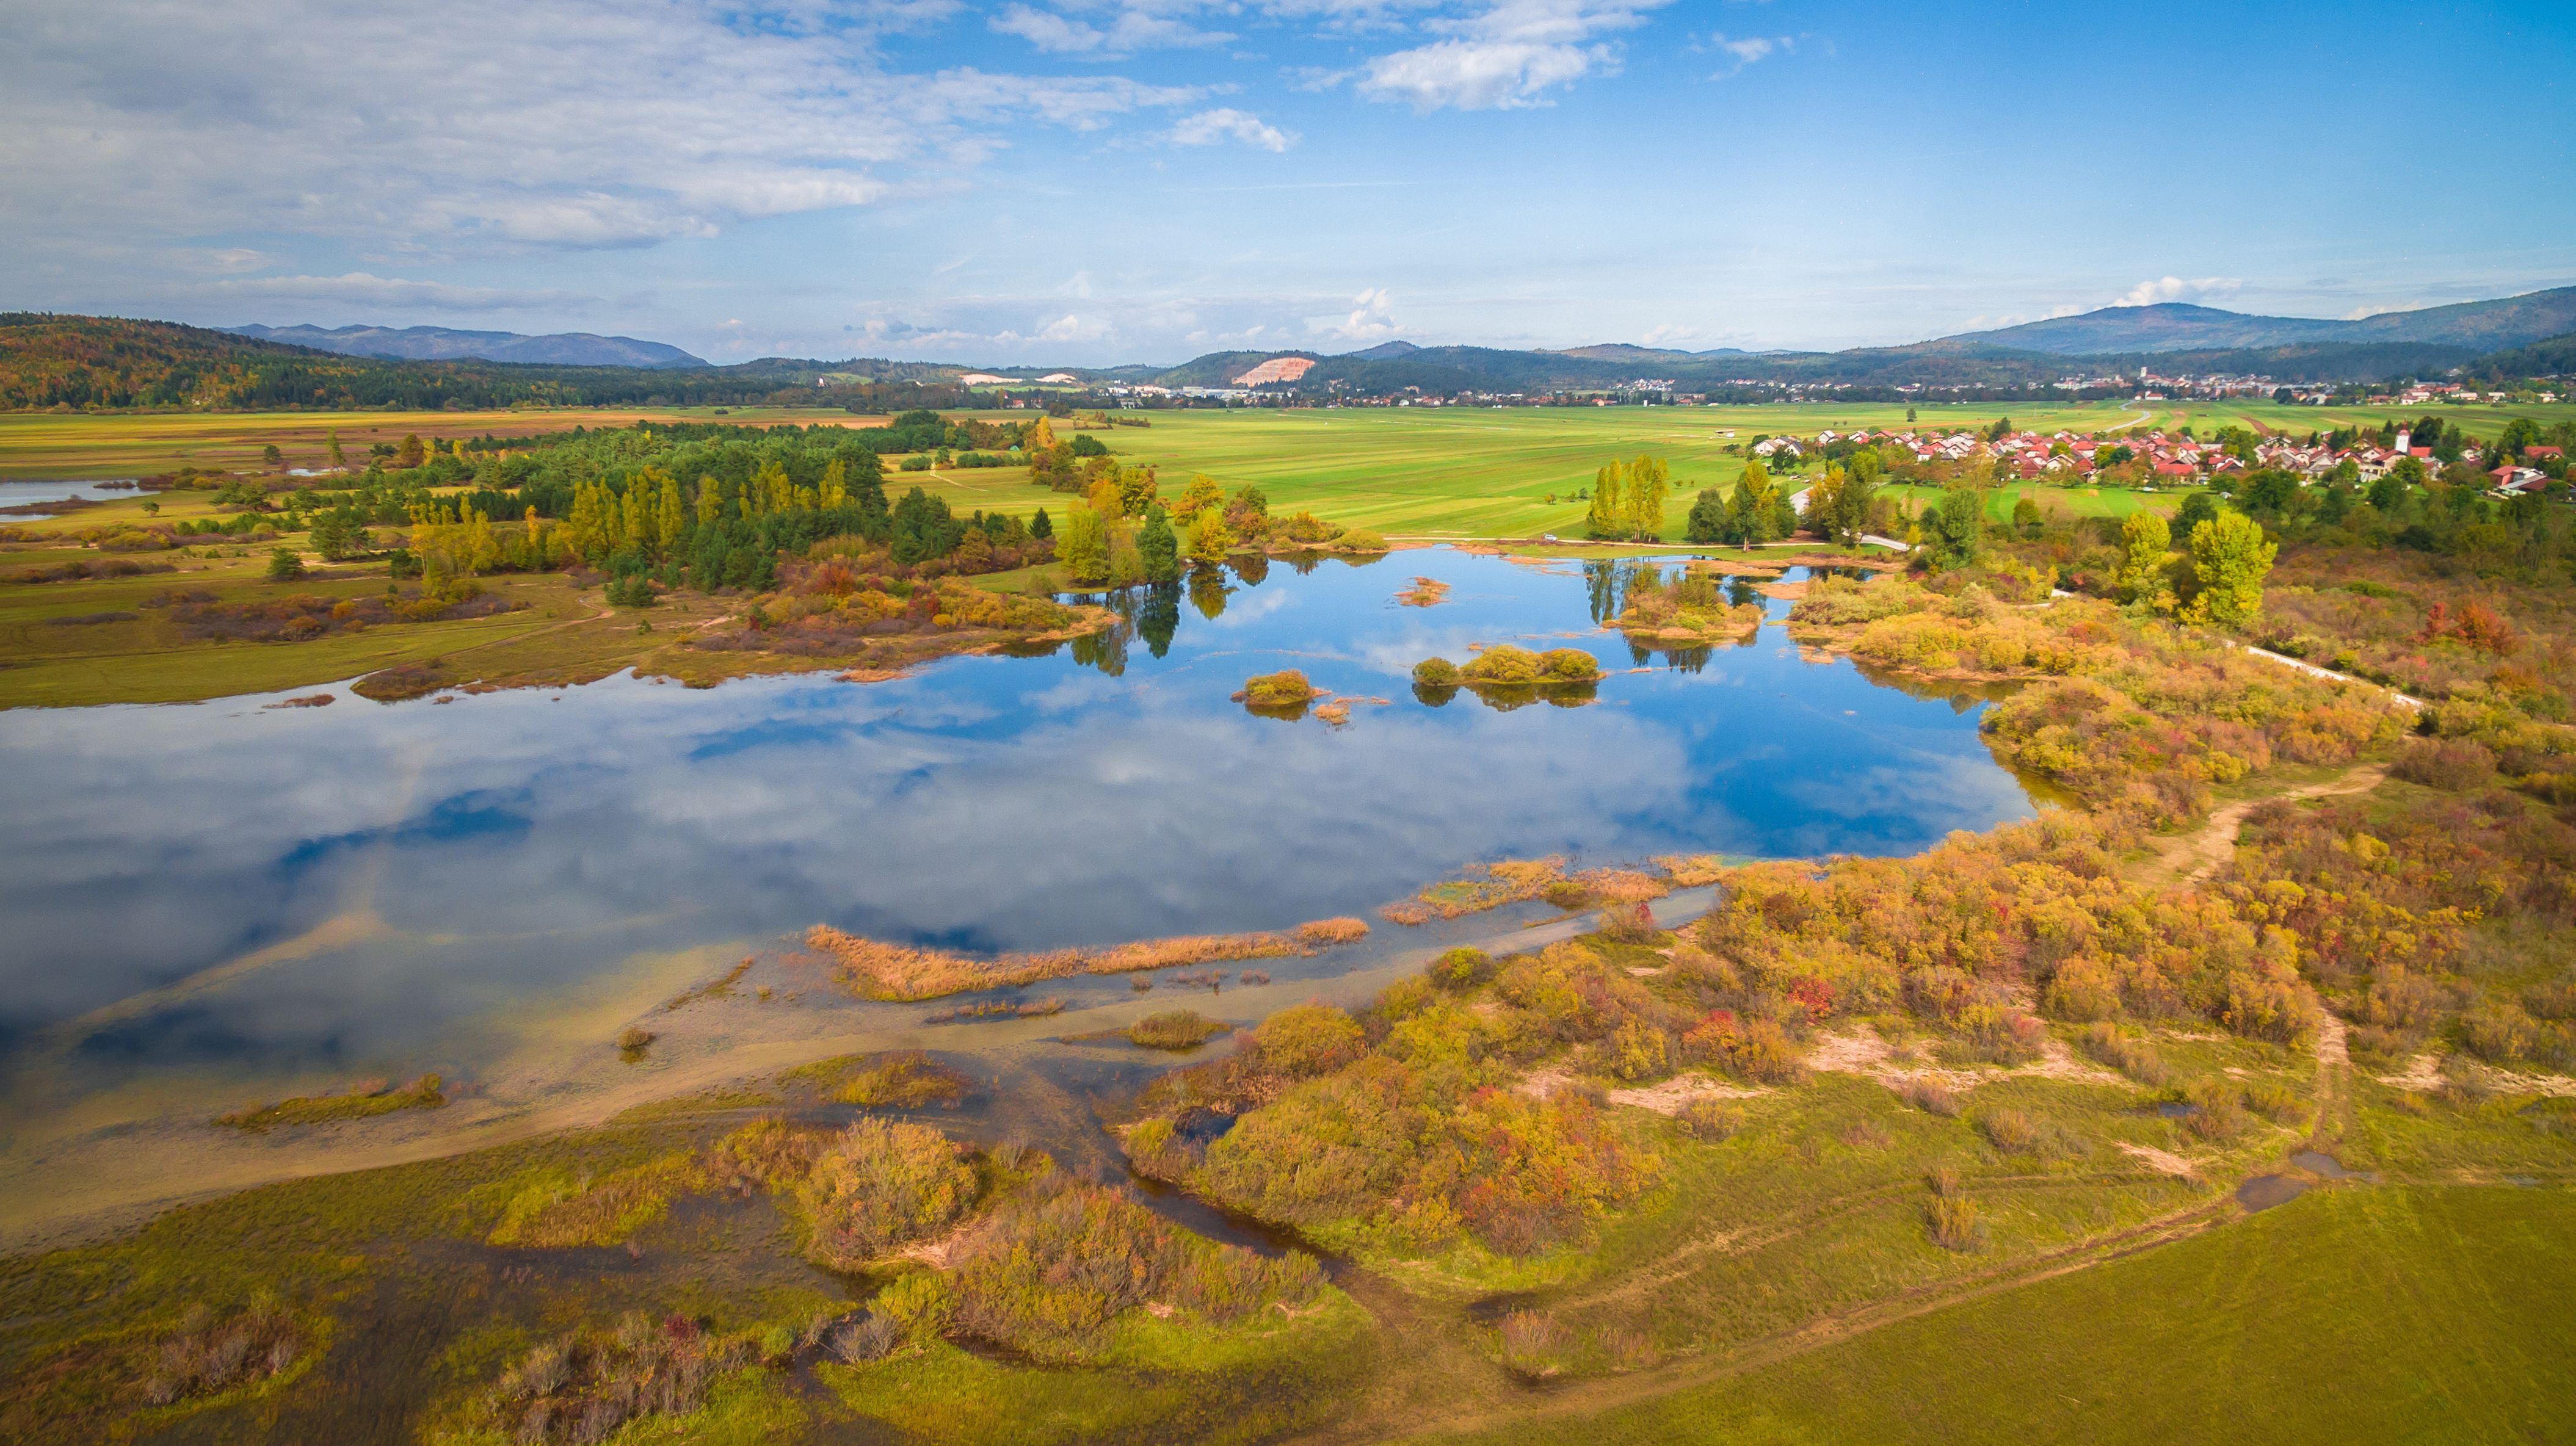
<box><xmin>0</xmin><ymin>314</ymin><xmax>965</xmax><ymax>411</ymax></box>
<box><xmin>227</xmin><ymin>323</ymin><xmax>706</xmax><ymax>369</ymax></box>
<box><xmin>1340</xmin><ymin>340</ymin><xmax>1420</xmax><ymax>360</ymax></box>
<box><xmin>1552</xmin><ymin>343</ymin><xmax>1755</xmax><ymax>364</ymax></box>
<box><xmin>1951</xmin><ymin>286</ymin><xmax>2576</xmax><ymax>355</ymax></box>
<box><xmin>2469</xmin><ymin>331</ymin><xmax>2576</xmax><ymax>377</ymax></box>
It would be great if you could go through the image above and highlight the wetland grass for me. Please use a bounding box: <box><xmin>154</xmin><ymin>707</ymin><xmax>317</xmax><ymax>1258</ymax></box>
<box><xmin>215</xmin><ymin>1073</ymin><xmax>446</xmax><ymax>1132</ymax></box>
<box><xmin>1123</xmin><ymin>1010</ymin><xmax>1233</xmax><ymax>1050</ymax></box>
<box><xmin>805</xmin><ymin>917</ymin><xmax>1367</xmax><ymax>1000</ymax></box>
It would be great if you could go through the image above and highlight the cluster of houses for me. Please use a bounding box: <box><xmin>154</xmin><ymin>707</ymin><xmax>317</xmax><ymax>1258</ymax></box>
<box><xmin>1749</xmin><ymin>427</ymin><xmax>2563</xmax><ymax>497</ymax></box>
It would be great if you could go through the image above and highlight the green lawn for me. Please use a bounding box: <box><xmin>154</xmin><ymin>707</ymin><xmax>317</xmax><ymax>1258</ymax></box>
<box><xmin>1411</xmin><ymin>1184</ymin><xmax>2576</xmax><ymax>1446</ymax></box>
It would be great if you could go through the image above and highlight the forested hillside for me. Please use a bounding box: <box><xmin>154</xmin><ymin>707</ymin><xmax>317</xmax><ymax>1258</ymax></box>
<box><xmin>0</xmin><ymin>315</ymin><xmax>963</xmax><ymax>411</ymax></box>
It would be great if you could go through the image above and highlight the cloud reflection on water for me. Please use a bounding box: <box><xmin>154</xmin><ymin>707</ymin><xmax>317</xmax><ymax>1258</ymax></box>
<box><xmin>0</xmin><ymin>551</ymin><xmax>2033</xmax><ymax>1086</ymax></box>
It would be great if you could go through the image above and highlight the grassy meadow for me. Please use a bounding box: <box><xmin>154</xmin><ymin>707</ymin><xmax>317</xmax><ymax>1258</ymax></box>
<box><xmin>1409</xmin><ymin>1184</ymin><xmax>2576</xmax><ymax>1446</ymax></box>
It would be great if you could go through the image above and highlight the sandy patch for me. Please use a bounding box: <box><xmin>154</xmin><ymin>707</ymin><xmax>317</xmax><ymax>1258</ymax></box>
<box><xmin>1514</xmin><ymin>1067</ymin><xmax>1574</xmax><ymax>1100</ymax></box>
<box><xmin>2314</xmin><ymin>1013</ymin><xmax>2349</xmax><ymax>1068</ymax></box>
<box><xmin>2465</xmin><ymin>1064</ymin><xmax>2576</xmax><ymax>1099</ymax></box>
<box><xmin>1805</xmin><ymin>1025</ymin><xmax>2122</xmax><ymax>1092</ymax></box>
<box><xmin>2116</xmin><ymin>1141</ymin><xmax>2200</xmax><ymax>1177</ymax></box>
<box><xmin>2376</xmin><ymin>1054</ymin><xmax>2445</xmax><ymax>1092</ymax></box>
<box><xmin>1605</xmin><ymin>1073</ymin><xmax>1769</xmax><ymax>1115</ymax></box>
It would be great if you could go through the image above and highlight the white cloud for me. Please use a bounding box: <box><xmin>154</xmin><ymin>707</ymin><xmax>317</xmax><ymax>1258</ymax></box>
<box><xmin>1705</xmin><ymin>31</ymin><xmax>1791</xmax><ymax>76</ymax></box>
<box><xmin>208</xmin><ymin>273</ymin><xmax>596</xmax><ymax>311</ymax></box>
<box><xmin>1310</xmin><ymin>286</ymin><xmax>1401</xmax><ymax>339</ymax></box>
<box><xmin>0</xmin><ymin>0</ymin><xmax>1202</xmax><ymax>255</ymax></box>
<box><xmin>2113</xmin><ymin>276</ymin><xmax>2242</xmax><ymax>308</ymax></box>
<box><xmin>989</xmin><ymin>1</ymin><xmax>1239</xmax><ymax>56</ymax></box>
<box><xmin>1640</xmin><ymin>322</ymin><xmax>1697</xmax><ymax>345</ymax></box>
<box><xmin>1354</xmin><ymin>0</ymin><xmax>1667</xmax><ymax>110</ymax></box>
<box><xmin>1168</xmin><ymin>107</ymin><xmax>1299</xmax><ymax>151</ymax></box>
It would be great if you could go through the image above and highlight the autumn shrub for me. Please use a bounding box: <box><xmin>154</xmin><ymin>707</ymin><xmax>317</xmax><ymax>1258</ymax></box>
<box><xmin>1675</xmin><ymin>1097</ymin><xmax>1745</xmax><ymax>1142</ymax></box>
<box><xmin>705</xmin><ymin>1118</ymin><xmax>825</xmax><ymax>1195</ymax></box>
<box><xmin>2393</xmin><ymin>737</ymin><xmax>2497</xmax><ymax>790</ymax></box>
<box><xmin>1413</xmin><ymin>656</ymin><xmax>1461</xmax><ymax>687</ymax></box>
<box><xmin>1539</xmin><ymin>647</ymin><xmax>1602</xmax><ymax>681</ymax></box>
<box><xmin>828</xmin><ymin>1050</ymin><xmax>973</xmax><ymax>1107</ymax></box>
<box><xmin>1682</xmin><ymin>1011</ymin><xmax>1809</xmax><ymax>1085</ymax></box>
<box><xmin>1977</xmin><ymin>1107</ymin><xmax>2083</xmax><ymax>1159</ymax></box>
<box><xmin>2042</xmin><ymin>956</ymin><xmax>2123</xmax><ymax>1021</ymax></box>
<box><xmin>2077</xmin><ymin>1023</ymin><xmax>2169</xmax><ymax>1086</ymax></box>
<box><xmin>1128</xmin><ymin>1010</ymin><xmax>1231</xmax><ymax>1050</ymax></box>
<box><xmin>1251</xmin><ymin>1003</ymin><xmax>1367</xmax><ymax>1079</ymax></box>
<box><xmin>1239</xmin><ymin>669</ymin><xmax>1315</xmax><ymax>712</ymax></box>
<box><xmin>1196</xmin><ymin>1055</ymin><xmax>1655</xmax><ymax>1257</ymax></box>
<box><xmin>829</xmin><ymin>1312</ymin><xmax>902</xmax><ymax>1364</ymax></box>
<box><xmin>1597</xmin><ymin>900</ymin><xmax>1658</xmax><ymax>944</ymax></box>
<box><xmin>1460</xmin><ymin>645</ymin><xmax>1544</xmax><ymax>684</ymax></box>
<box><xmin>1939</xmin><ymin>1005</ymin><xmax>2047</xmax><ymax>1067</ymax></box>
<box><xmin>2241</xmin><ymin>1078</ymin><xmax>2308</xmax><ymax>1126</ymax></box>
<box><xmin>1604</xmin><ymin>1018</ymin><xmax>1673</xmax><ymax>1082</ymax></box>
<box><xmin>1493</xmin><ymin>941</ymin><xmax>1666</xmax><ymax>1047</ymax></box>
<box><xmin>1924</xmin><ymin>1194</ymin><xmax>1986</xmax><ymax>1252</ymax></box>
<box><xmin>1497</xmin><ymin>1310</ymin><xmax>1572</xmax><ymax>1379</ymax></box>
<box><xmin>1122</xmin><ymin>1116</ymin><xmax>1200</xmax><ymax>1182</ymax></box>
<box><xmin>2182</xmin><ymin>1078</ymin><xmax>2251</xmax><ymax>1142</ymax></box>
<box><xmin>140</xmin><ymin>1300</ymin><xmax>305</xmax><ymax>1407</ymax></box>
<box><xmin>479</xmin><ymin>1310</ymin><xmax>756</xmax><ymax>1445</ymax></box>
<box><xmin>1898</xmin><ymin>1077</ymin><xmax>1961</xmax><ymax>1116</ymax></box>
<box><xmin>1426</xmin><ymin>946</ymin><xmax>1496</xmax><ymax>991</ymax></box>
<box><xmin>796</xmin><ymin>1118</ymin><xmax>976</xmax><ymax>1269</ymax></box>
<box><xmin>2458</xmin><ymin>1002</ymin><xmax>2538</xmax><ymax>1063</ymax></box>
<box><xmin>945</xmin><ymin>1174</ymin><xmax>1322</xmax><ymax>1361</ymax></box>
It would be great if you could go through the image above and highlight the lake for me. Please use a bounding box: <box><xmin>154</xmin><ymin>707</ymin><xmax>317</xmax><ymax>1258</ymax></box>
<box><xmin>0</xmin><ymin>547</ymin><xmax>2035</xmax><ymax>1238</ymax></box>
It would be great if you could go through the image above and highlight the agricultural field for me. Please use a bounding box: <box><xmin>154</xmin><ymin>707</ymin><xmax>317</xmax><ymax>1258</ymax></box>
<box><xmin>0</xmin><ymin>407</ymin><xmax>896</xmax><ymax>480</ymax></box>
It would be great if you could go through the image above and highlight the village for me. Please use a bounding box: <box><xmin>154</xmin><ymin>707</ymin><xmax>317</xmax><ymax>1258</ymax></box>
<box><xmin>1748</xmin><ymin>421</ymin><xmax>2567</xmax><ymax>497</ymax></box>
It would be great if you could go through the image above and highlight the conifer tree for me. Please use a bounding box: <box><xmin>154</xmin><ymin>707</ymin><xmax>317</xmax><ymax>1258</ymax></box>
<box><xmin>1585</xmin><ymin>463</ymin><xmax>1622</xmax><ymax>538</ymax></box>
<box><xmin>1622</xmin><ymin>455</ymin><xmax>1668</xmax><ymax>541</ymax></box>
<box><xmin>1137</xmin><ymin>504</ymin><xmax>1180</xmax><ymax>584</ymax></box>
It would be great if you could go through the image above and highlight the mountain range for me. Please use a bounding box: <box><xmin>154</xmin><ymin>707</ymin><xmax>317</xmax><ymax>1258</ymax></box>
<box><xmin>1945</xmin><ymin>287</ymin><xmax>2576</xmax><ymax>355</ymax></box>
<box><xmin>224</xmin><ymin>323</ymin><xmax>706</xmax><ymax>369</ymax></box>
<box><xmin>209</xmin><ymin>287</ymin><xmax>2576</xmax><ymax>386</ymax></box>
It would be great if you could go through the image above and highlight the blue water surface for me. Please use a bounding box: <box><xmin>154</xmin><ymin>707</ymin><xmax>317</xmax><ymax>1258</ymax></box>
<box><xmin>0</xmin><ymin>549</ymin><xmax>2033</xmax><ymax>1080</ymax></box>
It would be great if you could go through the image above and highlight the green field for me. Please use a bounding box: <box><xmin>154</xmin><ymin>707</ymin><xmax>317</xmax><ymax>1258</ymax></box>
<box><xmin>0</xmin><ymin>407</ymin><xmax>899</xmax><ymax>480</ymax></box>
<box><xmin>976</xmin><ymin>400</ymin><xmax>2572</xmax><ymax>541</ymax></box>
<box><xmin>1413</xmin><ymin>1184</ymin><xmax>2576</xmax><ymax>1446</ymax></box>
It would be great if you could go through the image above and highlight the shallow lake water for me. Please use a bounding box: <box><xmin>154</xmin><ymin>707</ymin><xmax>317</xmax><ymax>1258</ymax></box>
<box><xmin>0</xmin><ymin>548</ymin><xmax>2036</xmax><ymax>1227</ymax></box>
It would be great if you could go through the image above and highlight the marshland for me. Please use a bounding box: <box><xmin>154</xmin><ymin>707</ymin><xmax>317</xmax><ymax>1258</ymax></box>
<box><xmin>5</xmin><ymin>406</ymin><xmax>2575</xmax><ymax>1446</ymax></box>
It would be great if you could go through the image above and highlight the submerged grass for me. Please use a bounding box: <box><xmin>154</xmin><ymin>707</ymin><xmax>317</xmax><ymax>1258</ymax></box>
<box><xmin>216</xmin><ymin>1073</ymin><xmax>446</xmax><ymax>1132</ymax></box>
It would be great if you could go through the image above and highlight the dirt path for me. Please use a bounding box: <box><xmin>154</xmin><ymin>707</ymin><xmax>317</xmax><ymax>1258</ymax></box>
<box><xmin>2132</xmin><ymin>762</ymin><xmax>2386</xmax><ymax>889</ymax></box>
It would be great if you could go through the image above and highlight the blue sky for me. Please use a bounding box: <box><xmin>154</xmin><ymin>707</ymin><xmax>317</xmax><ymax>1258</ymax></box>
<box><xmin>5</xmin><ymin>0</ymin><xmax>2572</xmax><ymax>364</ymax></box>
